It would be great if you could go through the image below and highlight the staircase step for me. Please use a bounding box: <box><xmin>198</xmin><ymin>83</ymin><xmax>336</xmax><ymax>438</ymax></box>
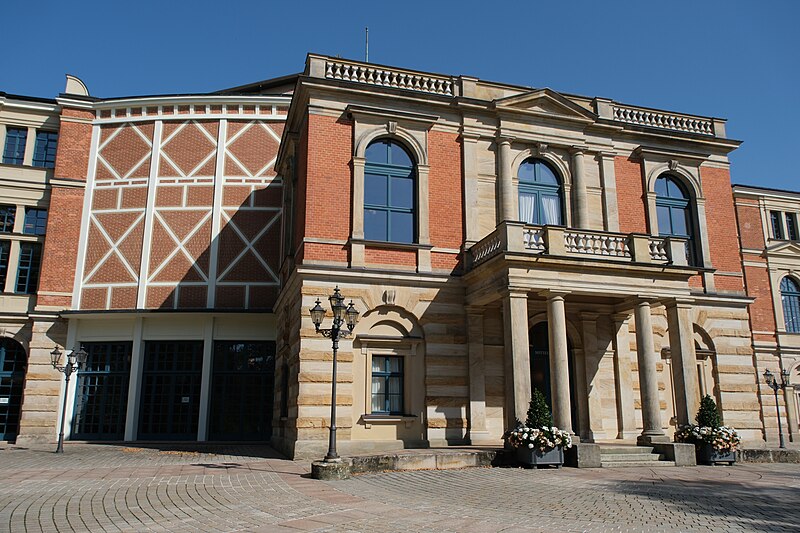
<box><xmin>602</xmin><ymin>460</ymin><xmax>676</xmax><ymax>468</ymax></box>
<box><xmin>600</xmin><ymin>453</ymin><xmax>665</xmax><ymax>462</ymax></box>
<box><xmin>598</xmin><ymin>446</ymin><xmax>654</xmax><ymax>455</ymax></box>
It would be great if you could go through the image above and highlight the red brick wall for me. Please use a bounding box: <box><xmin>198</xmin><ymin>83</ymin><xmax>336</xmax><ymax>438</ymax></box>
<box><xmin>364</xmin><ymin>247</ymin><xmax>416</xmax><ymax>267</ymax></box>
<box><xmin>743</xmin><ymin>258</ymin><xmax>776</xmax><ymax>335</ymax></box>
<box><xmin>700</xmin><ymin>166</ymin><xmax>743</xmax><ymax>291</ymax></box>
<box><xmin>429</xmin><ymin>131</ymin><xmax>463</xmax><ymax>249</ymax></box>
<box><xmin>734</xmin><ymin>199</ymin><xmax>766</xmax><ymax>251</ymax></box>
<box><xmin>614</xmin><ymin>157</ymin><xmax>647</xmax><ymax>234</ymax></box>
<box><xmin>38</xmin><ymin>106</ymin><xmax>94</xmax><ymax>308</ymax></box>
<box><xmin>293</xmin><ymin>120</ymin><xmax>308</xmax><ymax>263</ymax></box>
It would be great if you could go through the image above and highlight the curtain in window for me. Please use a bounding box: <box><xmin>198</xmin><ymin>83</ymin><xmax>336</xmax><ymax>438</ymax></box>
<box><xmin>541</xmin><ymin>195</ymin><xmax>561</xmax><ymax>225</ymax></box>
<box><xmin>519</xmin><ymin>193</ymin><xmax>537</xmax><ymax>224</ymax></box>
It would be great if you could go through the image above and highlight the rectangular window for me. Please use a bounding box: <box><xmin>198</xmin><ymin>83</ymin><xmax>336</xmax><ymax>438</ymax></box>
<box><xmin>2</xmin><ymin>128</ymin><xmax>27</xmax><ymax>165</ymax></box>
<box><xmin>0</xmin><ymin>240</ymin><xmax>9</xmax><ymax>289</ymax></box>
<box><xmin>371</xmin><ymin>355</ymin><xmax>404</xmax><ymax>414</ymax></box>
<box><xmin>786</xmin><ymin>213</ymin><xmax>798</xmax><ymax>241</ymax></box>
<box><xmin>72</xmin><ymin>342</ymin><xmax>132</xmax><ymax>440</ymax></box>
<box><xmin>15</xmin><ymin>242</ymin><xmax>41</xmax><ymax>294</ymax></box>
<box><xmin>32</xmin><ymin>131</ymin><xmax>58</xmax><ymax>168</ymax></box>
<box><xmin>0</xmin><ymin>205</ymin><xmax>14</xmax><ymax>233</ymax></box>
<box><xmin>23</xmin><ymin>208</ymin><xmax>47</xmax><ymax>236</ymax></box>
<box><xmin>770</xmin><ymin>211</ymin><xmax>784</xmax><ymax>239</ymax></box>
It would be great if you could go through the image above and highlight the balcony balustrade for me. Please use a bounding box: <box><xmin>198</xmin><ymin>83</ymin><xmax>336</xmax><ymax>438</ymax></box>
<box><xmin>468</xmin><ymin>222</ymin><xmax>689</xmax><ymax>270</ymax></box>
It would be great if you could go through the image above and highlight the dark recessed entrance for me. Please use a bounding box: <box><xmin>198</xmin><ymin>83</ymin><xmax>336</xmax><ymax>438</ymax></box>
<box><xmin>0</xmin><ymin>338</ymin><xmax>27</xmax><ymax>442</ymax></box>
<box><xmin>72</xmin><ymin>342</ymin><xmax>131</xmax><ymax>440</ymax></box>
<box><xmin>529</xmin><ymin>322</ymin><xmax>578</xmax><ymax>430</ymax></box>
<box><xmin>208</xmin><ymin>341</ymin><xmax>275</xmax><ymax>441</ymax></box>
<box><xmin>138</xmin><ymin>341</ymin><xmax>203</xmax><ymax>440</ymax></box>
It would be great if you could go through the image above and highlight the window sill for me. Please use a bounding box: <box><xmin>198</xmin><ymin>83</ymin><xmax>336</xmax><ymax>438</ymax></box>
<box><xmin>349</xmin><ymin>238</ymin><xmax>433</xmax><ymax>251</ymax></box>
<box><xmin>360</xmin><ymin>414</ymin><xmax>417</xmax><ymax>428</ymax></box>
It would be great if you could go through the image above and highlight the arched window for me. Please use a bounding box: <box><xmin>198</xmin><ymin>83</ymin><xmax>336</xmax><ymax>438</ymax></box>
<box><xmin>518</xmin><ymin>159</ymin><xmax>562</xmax><ymax>225</ymax></box>
<box><xmin>781</xmin><ymin>277</ymin><xmax>800</xmax><ymax>333</ymax></box>
<box><xmin>655</xmin><ymin>174</ymin><xmax>694</xmax><ymax>263</ymax></box>
<box><xmin>0</xmin><ymin>337</ymin><xmax>28</xmax><ymax>441</ymax></box>
<box><xmin>364</xmin><ymin>139</ymin><xmax>415</xmax><ymax>243</ymax></box>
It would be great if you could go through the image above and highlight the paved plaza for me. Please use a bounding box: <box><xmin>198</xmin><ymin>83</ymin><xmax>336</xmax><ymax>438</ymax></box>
<box><xmin>0</xmin><ymin>444</ymin><xmax>798</xmax><ymax>532</ymax></box>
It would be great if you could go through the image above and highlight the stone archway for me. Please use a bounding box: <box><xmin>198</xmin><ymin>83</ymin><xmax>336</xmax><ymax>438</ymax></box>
<box><xmin>0</xmin><ymin>337</ymin><xmax>28</xmax><ymax>441</ymax></box>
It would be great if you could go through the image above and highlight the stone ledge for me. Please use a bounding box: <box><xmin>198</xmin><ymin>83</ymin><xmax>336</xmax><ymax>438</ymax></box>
<box><xmin>348</xmin><ymin>449</ymin><xmax>497</xmax><ymax>475</ymax></box>
<box><xmin>738</xmin><ymin>448</ymin><xmax>800</xmax><ymax>463</ymax></box>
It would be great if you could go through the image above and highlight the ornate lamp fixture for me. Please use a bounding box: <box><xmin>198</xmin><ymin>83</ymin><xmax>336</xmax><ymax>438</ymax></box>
<box><xmin>50</xmin><ymin>346</ymin><xmax>88</xmax><ymax>453</ymax></box>
<box><xmin>763</xmin><ymin>368</ymin><xmax>791</xmax><ymax>449</ymax></box>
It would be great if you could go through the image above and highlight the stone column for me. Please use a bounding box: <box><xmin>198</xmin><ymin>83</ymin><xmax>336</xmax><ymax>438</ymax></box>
<box><xmin>785</xmin><ymin>385</ymin><xmax>798</xmax><ymax>442</ymax></box>
<box><xmin>633</xmin><ymin>299</ymin><xmax>667</xmax><ymax>444</ymax></box>
<box><xmin>571</xmin><ymin>148</ymin><xmax>589</xmax><ymax>229</ymax></box>
<box><xmin>612</xmin><ymin>313</ymin><xmax>637</xmax><ymax>439</ymax></box>
<box><xmin>581</xmin><ymin>313</ymin><xmax>604</xmax><ymax>441</ymax></box>
<box><xmin>503</xmin><ymin>290</ymin><xmax>531</xmax><ymax>425</ymax></box>
<box><xmin>467</xmin><ymin>309</ymin><xmax>490</xmax><ymax>443</ymax></box>
<box><xmin>545</xmin><ymin>291</ymin><xmax>572</xmax><ymax>433</ymax></box>
<box><xmin>665</xmin><ymin>299</ymin><xmax>700</xmax><ymax>426</ymax></box>
<box><xmin>497</xmin><ymin>138</ymin><xmax>515</xmax><ymax>222</ymax></box>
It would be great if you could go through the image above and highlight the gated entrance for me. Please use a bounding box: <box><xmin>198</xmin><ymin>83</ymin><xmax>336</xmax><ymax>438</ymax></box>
<box><xmin>0</xmin><ymin>338</ymin><xmax>27</xmax><ymax>441</ymax></box>
<box><xmin>72</xmin><ymin>342</ymin><xmax>131</xmax><ymax>440</ymax></box>
<box><xmin>138</xmin><ymin>341</ymin><xmax>203</xmax><ymax>440</ymax></box>
<box><xmin>209</xmin><ymin>341</ymin><xmax>275</xmax><ymax>441</ymax></box>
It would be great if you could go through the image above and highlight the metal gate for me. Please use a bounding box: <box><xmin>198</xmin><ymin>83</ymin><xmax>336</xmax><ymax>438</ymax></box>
<box><xmin>138</xmin><ymin>341</ymin><xmax>203</xmax><ymax>440</ymax></box>
<box><xmin>0</xmin><ymin>338</ymin><xmax>27</xmax><ymax>441</ymax></box>
<box><xmin>72</xmin><ymin>342</ymin><xmax>131</xmax><ymax>440</ymax></box>
<box><xmin>209</xmin><ymin>341</ymin><xmax>275</xmax><ymax>441</ymax></box>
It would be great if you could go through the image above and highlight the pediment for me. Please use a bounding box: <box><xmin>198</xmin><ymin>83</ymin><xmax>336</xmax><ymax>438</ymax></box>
<box><xmin>493</xmin><ymin>89</ymin><xmax>596</xmax><ymax>122</ymax></box>
<box><xmin>766</xmin><ymin>241</ymin><xmax>800</xmax><ymax>257</ymax></box>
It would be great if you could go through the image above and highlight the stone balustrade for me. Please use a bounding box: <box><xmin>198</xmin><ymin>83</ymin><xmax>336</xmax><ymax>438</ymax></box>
<box><xmin>468</xmin><ymin>222</ymin><xmax>689</xmax><ymax>269</ymax></box>
<box><xmin>611</xmin><ymin>104</ymin><xmax>714</xmax><ymax>136</ymax></box>
<box><xmin>325</xmin><ymin>59</ymin><xmax>455</xmax><ymax>96</ymax></box>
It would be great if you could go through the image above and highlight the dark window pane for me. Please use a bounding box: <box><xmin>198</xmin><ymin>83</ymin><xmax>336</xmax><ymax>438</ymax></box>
<box><xmin>23</xmin><ymin>208</ymin><xmax>47</xmax><ymax>236</ymax></box>
<box><xmin>0</xmin><ymin>205</ymin><xmax>14</xmax><ymax>233</ymax></box>
<box><xmin>3</xmin><ymin>128</ymin><xmax>27</xmax><ymax>165</ymax></box>
<box><xmin>390</xmin><ymin>211</ymin><xmax>413</xmax><ymax>243</ymax></box>
<box><xmin>390</xmin><ymin>143</ymin><xmax>412</xmax><ymax>167</ymax></box>
<box><xmin>15</xmin><ymin>242</ymin><xmax>41</xmax><ymax>294</ymax></box>
<box><xmin>655</xmin><ymin>177</ymin><xmax>668</xmax><ymax>197</ymax></box>
<box><xmin>365</xmin><ymin>140</ymin><xmax>388</xmax><ymax>164</ymax></box>
<box><xmin>671</xmin><ymin>207</ymin><xmax>688</xmax><ymax>235</ymax></box>
<box><xmin>535</xmin><ymin>162</ymin><xmax>559</xmax><ymax>185</ymax></box>
<box><xmin>365</xmin><ymin>173</ymin><xmax>388</xmax><ymax>206</ymax></box>
<box><xmin>771</xmin><ymin>211</ymin><xmax>783</xmax><ymax>239</ymax></box>
<box><xmin>518</xmin><ymin>161</ymin><xmax>535</xmax><ymax>183</ymax></box>
<box><xmin>390</xmin><ymin>176</ymin><xmax>414</xmax><ymax>209</ymax></box>
<box><xmin>657</xmin><ymin>205</ymin><xmax>672</xmax><ymax>235</ymax></box>
<box><xmin>0</xmin><ymin>240</ymin><xmax>9</xmax><ymax>288</ymax></box>
<box><xmin>32</xmin><ymin>131</ymin><xmax>58</xmax><ymax>168</ymax></box>
<box><xmin>365</xmin><ymin>209</ymin><xmax>388</xmax><ymax>241</ymax></box>
<box><xmin>786</xmin><ymin>213</ymin><xmax>798</xmax><ymax>241</ymax></box>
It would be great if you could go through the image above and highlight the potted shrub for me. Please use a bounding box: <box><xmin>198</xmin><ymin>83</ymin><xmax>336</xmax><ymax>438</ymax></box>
<box><xmin>674</xmin><ymin>395</ymin><xmax>741</xmax><ymax>465</ymax></box>
<box><xmin>503</xmin><ymin>389</ymin><xmax>573</xmax><ymax>468</ymax></box>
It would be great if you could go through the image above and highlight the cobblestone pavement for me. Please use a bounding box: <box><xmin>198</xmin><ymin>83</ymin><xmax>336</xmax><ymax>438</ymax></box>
<box><xmin>0</xmin><ymin>444</ymin><xmax>798</xmax><ymax>532</ymax></box>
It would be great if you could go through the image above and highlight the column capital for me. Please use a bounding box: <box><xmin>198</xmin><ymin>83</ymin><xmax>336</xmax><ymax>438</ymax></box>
<box><xmin>580</xmin><ymin>311</ymin><xmax>600</xmax><ymax>322</ymax></box>
<box><xmin>504</xmin><ymin>288</ymin><xmax>530</xmax><ymax>300</ymax></box>
<box><xmin>465</xmin><ymin>305</ymin><xmax>485</xmax><ymax>316</ymax></box>
<box><xmin>496</xmin><ymin>136</ymin><xmax>514</xmax><ymax>146</ymax></box>
<box><xmin>569</xmin><ymin>145</ymin><xmax>589</xmax><ymax>156</ymax></box>
<box><xmin>611</xmin><ymin>312</ymin><xmax>632</xmax><ymax>324</ymax></box>
<box><xmin>664</xmin><ymin>297</ymin><xmax>695</xmax><ymax>310</ymax></box>
<box><xmin>540</xmin><ymin>289</ymin><xmax>569</xmax><ymax>301</ymax></box>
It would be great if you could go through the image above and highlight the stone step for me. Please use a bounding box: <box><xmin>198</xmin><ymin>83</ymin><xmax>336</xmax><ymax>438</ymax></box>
<box><xmin>601</xmin><ymin>460</ymin><xmax>676</xmax><ymax>468</ymax></box>
<box><xmin>600</xmin><ymin>453</ymin><xmax>665</xmax><ymax>463</ymax></box>
<box><xmin>598</xmin><ymin>446</ymin><xmax>655</xmax><ymax>455</ymax></box>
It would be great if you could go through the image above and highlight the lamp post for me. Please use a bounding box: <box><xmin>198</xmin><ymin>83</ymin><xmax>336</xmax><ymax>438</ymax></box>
<box><xmin>50</xmin><ymin>346</ymin><xmax>88</xmax><ymax>453</ymax></box>
<box><xmin>763</xmin><ymin>368</ymin><xmax>791</xmax><ymax>449</ymax></box>
<box><xmin>309</xmin><ymin>286</ymin><xmax>359</xmax><ymax>462</ymax></box>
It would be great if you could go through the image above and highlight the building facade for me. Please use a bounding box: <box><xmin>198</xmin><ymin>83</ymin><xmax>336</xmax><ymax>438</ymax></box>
<box><xmin>1</xmin><ymin>55</ymin><xmax>795</xmax><ymax>457</ymax></box>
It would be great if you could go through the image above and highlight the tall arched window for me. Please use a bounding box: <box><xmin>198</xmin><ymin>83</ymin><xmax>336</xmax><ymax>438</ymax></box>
<box><xmin>364</xmin><ymin>139</ymin><xmax>415</xmax><ymax>243</ymax></box>
<box><xmin>655</xmin><ymin>174</ymin><xmax>694</xmax><ymax>263</ymax></box>
<box><xmin>518</xmin><ymin>159</ymin><xmax>562</xmax><ymax>225</ymax></box>
<box><xmin>781</xmin><ymin>277</ymin><xmax>800</xmax><ymax>333</ymax></box>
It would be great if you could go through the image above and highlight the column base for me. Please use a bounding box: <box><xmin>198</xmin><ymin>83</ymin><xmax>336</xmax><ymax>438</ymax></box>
<box><xmin>616</xmin><ymin>430</ymin><xmax>640</xmax><ymax>440</ymax></box>
<box><xmin>467</xmin><ymin>431</ymin><xmax>497</xmax><ymax>445</ymax></box>
<box><xmin>637</xmin><ymin>433</ymin><xmax>670</xmax><ymax>445</ymax></box>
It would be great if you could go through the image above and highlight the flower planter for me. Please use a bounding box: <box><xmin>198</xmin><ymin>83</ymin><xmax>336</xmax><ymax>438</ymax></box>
<box><xmin>696</xmin><ymin>443</ymin><xmax>736</xmax><ymax>465</ymax></box>
<box><xmin>515</xmin><ymin>446</ymin><xmax>564</xmax><ymax>468</ymax></box>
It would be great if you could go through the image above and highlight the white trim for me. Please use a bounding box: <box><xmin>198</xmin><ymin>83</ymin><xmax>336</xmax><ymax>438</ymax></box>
<box><xmin>197</xmin><ymin>316</ymin><xmax>214</xmax><ymax>441</ymax></box>
<box><xmin>124</xmin><ymin>317</ymin><xmax>144</xmax><ymax>440</ymax></box>
<box><xmin>136</xmin><ymin>120</ymin><xmax>163</xmax><ymax>308</ymax></box>
<box><xmin>72</xmin><ymin>124</ymin><xmax>101</xmax><ymax>309</ymax></box>
<box><xmin>207</xmin><ymin>119</ymin><xmax>227</xmax><ymax>308</ymax></box>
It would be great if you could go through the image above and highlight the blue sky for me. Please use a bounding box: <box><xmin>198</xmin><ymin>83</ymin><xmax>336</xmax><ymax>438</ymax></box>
<box><xmin>2</xmin><ymin>0</ymin><xmax>797</xmax><ymax>189</ymax></box>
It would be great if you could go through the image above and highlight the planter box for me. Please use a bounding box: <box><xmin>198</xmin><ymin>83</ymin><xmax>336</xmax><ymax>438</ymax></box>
<box><xmin>515</xmin><ymin>446</ymin><xmax>564</xmax><ymax>468</ymax></box>
<box><xmin>696</xmin><ymin>443</ymin><xmax>736</xmax><ymax>465</ymax></box>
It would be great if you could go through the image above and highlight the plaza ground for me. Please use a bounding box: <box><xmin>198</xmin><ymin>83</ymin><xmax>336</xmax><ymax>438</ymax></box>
<box><xmin>0</xmin><ymin>444</ymin><xmax>797</xmax><ymax>532</ymax></box>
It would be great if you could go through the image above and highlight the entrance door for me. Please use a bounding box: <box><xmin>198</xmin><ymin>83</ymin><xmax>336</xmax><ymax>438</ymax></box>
<box><xmin>529</xmin><ymin>322</ymin><xmax>578</xmax><ymax>431</ymax></box>
<box><xmin>138</xmin><ymin>341</ymin><xmax>203</xmax><ymax>440</ymax></box>
<box><xmin>208</xmin><ymin>341</ymin><xmax>275</xmax><ymax>441</ymax></box>
<box><xmin>72</xmin><ymin>342</ymin><xmax>132</xmax><ymax>440</ymax></box>
<box><xmin>0</xmin><ymin>338</ymin><xmax>27</xmax><ymax>441</ymax></box>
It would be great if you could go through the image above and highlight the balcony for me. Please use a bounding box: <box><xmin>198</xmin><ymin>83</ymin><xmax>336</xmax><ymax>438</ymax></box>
<box><xmin>468</xmin><ymin>222</ymin><xmax>690</xmax><ymax>271</ymax></box>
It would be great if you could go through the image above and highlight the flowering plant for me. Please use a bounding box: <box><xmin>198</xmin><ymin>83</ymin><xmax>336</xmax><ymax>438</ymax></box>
<box><xmin>503</xmin><ymin>424</ymin><xmax>573</xmax><ymax>452</ymax></box>
<box><xmin>674</xmin><ymin>424</ymin><xmax>741</xmax><ymax>453</ymax></box>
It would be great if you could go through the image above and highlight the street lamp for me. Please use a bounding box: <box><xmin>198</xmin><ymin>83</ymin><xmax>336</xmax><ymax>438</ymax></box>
<box><xmin>763</xmin><ymin>368</ymin><xmax>791</xmax><ymax>449</ymax></box>
<box><xmin>50</xmin><ymin>346</ymin><xmax>88</xmax><ymax>453</ymax></box>
<box><xmin>310</xmin><ymin>286</ymin><xmax>359</xmax><ymax>462</ymax></box>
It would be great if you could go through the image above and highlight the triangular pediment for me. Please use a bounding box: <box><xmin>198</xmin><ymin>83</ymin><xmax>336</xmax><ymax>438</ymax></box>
<box><xmin>766</xmin><ymin>241</ymin><xmax>800</xmax><ymax>257</ymax></box>
<box><xmin>493</xmin><ymin>89</ymin><xmax>596</xmax><ymax>122</ymax></box>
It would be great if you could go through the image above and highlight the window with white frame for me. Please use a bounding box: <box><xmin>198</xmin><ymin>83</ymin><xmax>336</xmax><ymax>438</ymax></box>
<box><xmin>371</xmin><ymin>355</ymin><xmax>404</xmax><ymax>414</ymax></box>
<box><xmin>518</xmin><ymin>158</ymin><xmax>563</xmax><ymax>225</ymax></box>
